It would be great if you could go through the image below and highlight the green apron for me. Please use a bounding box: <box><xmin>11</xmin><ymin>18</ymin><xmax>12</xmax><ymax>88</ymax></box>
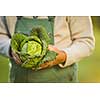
<box><xmin>9</xmin><ymin>17</ymin><xmax>78</xmax><ymax>83</ymax></box>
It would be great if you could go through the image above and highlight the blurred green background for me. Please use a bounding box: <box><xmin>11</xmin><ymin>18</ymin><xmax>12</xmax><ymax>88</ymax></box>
<box><xmin>78</xmin><ymin>16</ymin><xmax>100</xmax><ymax>82</ymax></box>
<box><xmin>0</xmin><ymin>16</ymin><xmax>100</xmax><ymax>83</ymax></box>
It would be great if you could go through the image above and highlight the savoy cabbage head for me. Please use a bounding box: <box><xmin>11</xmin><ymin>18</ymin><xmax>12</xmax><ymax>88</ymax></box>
<box><xmin>11</xmin><ymin>26</ymin><xmax>57</xmax><ymax>69</ymax></box>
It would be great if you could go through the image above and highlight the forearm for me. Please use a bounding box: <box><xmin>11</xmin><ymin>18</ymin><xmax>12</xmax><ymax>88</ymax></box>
<box><xmin>60</xmin><ymin>16</ymin><xmax>95</xmax><ymax>67</ymax></box>
<box><xmin>0</xmin><ymin>34</ymin><xmax>11</xmax><ymax>57</ymax></box>
<box><xmin>62</xmin><ymin>37</ymin><xmax>95</xmax><ymax>67</ymax></box>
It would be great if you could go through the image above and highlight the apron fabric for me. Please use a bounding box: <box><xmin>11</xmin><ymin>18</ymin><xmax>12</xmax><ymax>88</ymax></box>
<box><xmin>9</xmin><ymin>17</ymin><xmax>78</xmax><ymax>83</ymax></box>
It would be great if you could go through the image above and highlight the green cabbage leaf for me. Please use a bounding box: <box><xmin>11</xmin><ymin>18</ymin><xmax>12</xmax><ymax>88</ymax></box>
<box><xmin>11</xmin><ymin>26</ymin><xmax>57</xmax><ymax>69</ymax></box>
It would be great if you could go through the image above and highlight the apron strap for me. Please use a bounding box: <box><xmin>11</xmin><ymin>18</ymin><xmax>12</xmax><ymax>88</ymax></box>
<box><xmin>48</xmin><ymin>16</ymin><xmax>55</xmax><ymax>22</ymax></box>
<box><xmin>17</xmin><ymin>16</ymin><xmax>22</xmax><ymax>20</ymax></box>
<box><xmin>17</xmin><ymin>16</ymin><xmax>55</xmax><ymax>22</ymax></box>
<box><xmin>33</xmin><ymin>16</ymin><xmax>38</xmax><ymax>19</ymax></box>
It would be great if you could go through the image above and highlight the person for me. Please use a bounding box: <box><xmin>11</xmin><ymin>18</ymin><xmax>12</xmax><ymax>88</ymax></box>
<box><xmin>0</xmin><ymin>16</ymin><xmax>95</xmax><ymax>83</ymax></box>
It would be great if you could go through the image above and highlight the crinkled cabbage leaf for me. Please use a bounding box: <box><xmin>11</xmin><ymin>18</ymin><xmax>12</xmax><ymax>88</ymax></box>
<box><xmin>11</xmin><ymin>26</ymin><xmax>57</xmax><ymax>69</ymax></box>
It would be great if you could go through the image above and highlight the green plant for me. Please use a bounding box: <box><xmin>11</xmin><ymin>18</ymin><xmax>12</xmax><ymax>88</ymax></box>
<box><xmin>11</xmin><ymin>26</ymin><xmax>57</xmax><ymax>69</ymax></box>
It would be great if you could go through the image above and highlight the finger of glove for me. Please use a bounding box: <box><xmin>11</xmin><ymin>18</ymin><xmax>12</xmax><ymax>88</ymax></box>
<box><xmin>12</xmin><ymin>52</ymin><xmax>22</xmax><ymax>64</ymax></box>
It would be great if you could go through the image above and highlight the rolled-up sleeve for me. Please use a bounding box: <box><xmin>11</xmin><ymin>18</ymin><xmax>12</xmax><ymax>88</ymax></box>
<box><xmin>0</xmin><ymin>17</ymin><xmax>11</xmax><ymax>57</ymax></box>
<box><xmin>60</xmin><ymin>16</ymin><xmax>95</xmax><ymax>67</ymax></box>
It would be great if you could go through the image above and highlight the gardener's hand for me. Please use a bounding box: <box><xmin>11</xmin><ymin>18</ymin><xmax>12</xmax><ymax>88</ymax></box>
<box><xmin>35</xmin><ymin>45</ymin><xmax>67</xmax><ymax>70</ymax></box>
<box><xmin>12</xmin><ymin>51</ymin><xmax>22</xmax><ymax>65</ymax></box>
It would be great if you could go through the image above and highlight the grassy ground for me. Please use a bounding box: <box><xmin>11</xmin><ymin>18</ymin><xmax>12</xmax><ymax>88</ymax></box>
<box><xmin>0</xmin><ymin>17</ymin><xmax>100</xmax><ymax>83</ymax></box>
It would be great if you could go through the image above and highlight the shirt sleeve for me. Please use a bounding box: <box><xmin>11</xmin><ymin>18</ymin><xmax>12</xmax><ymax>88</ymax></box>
<box><xmin>59</xmin><ymin>16</ymin><xmax>95</xmax><ymax>68</ymax></box>
<box><xmin>0</xmin><ymin>17</ymin><xmax>11</xmax><ymax>57</ymax></box>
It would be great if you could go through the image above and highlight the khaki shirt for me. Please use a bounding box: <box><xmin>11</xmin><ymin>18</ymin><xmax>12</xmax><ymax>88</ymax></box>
<box><xmin>0</xmin><ymin>16</ymin><xmax>95</xmax><ymax>67</ymax></box>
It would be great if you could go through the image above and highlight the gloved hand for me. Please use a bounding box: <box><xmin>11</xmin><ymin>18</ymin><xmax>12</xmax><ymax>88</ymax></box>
<box><xmin>11</xmin><ymin>50</ymin><xmax>22</xmax><ymax>65</ymax></box>
<box><xmin>32</xmin><ymin>45</ymin><xmax>67</xmax><ymax>70</ymax></box>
